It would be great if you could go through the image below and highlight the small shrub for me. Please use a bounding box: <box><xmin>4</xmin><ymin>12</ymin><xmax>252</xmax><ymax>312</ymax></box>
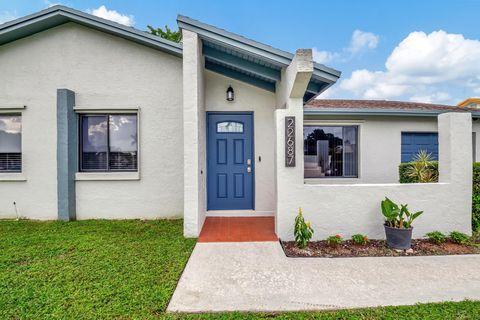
<box><xmin>425</xmin><ymin>231</ymin><xmax>446</xmax><ymax>244</ymax></box>
<box><xmin>326</xmin><ymin>234</ymin><xmax>343</xmax><ymax>247</ymax></box>
<box><xmin>449</xmin><ymin>231</ymin><xmax>470</xmax><ymax>245</ymax></box>
<box><xmin>399</xmin><ymin>151</ymin><xmax>439</xmax><ymax>184</ymax></box>
<box><xmin>351</xmin><ymin>234</ymin><xmax>368</xmax><ymax>245</ymax></box>
<box><xmin>473</xmin><ymin>163</ymin><xmax>480</xmax><ymax>232</ymax></box>
<box><xmin>294</xmin><ymin>208</ymin><xmax>314</xmax><ymax>249</ymax></box>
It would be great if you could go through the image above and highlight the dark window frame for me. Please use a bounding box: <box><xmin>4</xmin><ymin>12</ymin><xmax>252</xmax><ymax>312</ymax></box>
<box><xmin>79</xmin><ymin>113</ymin><xmax>138</xmax><ymax>172</ymax></box>
<box><xmin>0</xmin><ymin>113</ymin><xmax>22</xmax><ymax>173</ymax></box>
<box><xmin>303</xmin><ymin>125</ymin><xmax>359</xmax><ymax>179</ymax></box>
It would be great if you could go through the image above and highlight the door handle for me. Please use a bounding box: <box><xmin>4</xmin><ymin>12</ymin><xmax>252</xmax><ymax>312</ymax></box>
<box><xmin>247</xmin><ymin>159</ymin><xmax>251</xmax><ymax>165</ymax></box>
<box><xmin>247</xmin><ymin>166</ymin><xmax>251</xmax><ymax>173</ymax></box>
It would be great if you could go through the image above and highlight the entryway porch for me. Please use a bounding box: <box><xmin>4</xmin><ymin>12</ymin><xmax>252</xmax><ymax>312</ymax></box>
<box><xmin>198</xmin><ymin>217</ymin><xmax>277</xmax><ymax>242</ymax></box>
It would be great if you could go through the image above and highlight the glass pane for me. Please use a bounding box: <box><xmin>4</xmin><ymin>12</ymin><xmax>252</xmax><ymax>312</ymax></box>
<box><xmin>81</xmin><ymin>115</ymin><xmax>107</xmax><ymax>170</ymax></box>
<box><xmin>217</xmin><ymin>121</ymin><xmax>243</xmax><ymax>133</ymax></box>
<box><xmin>0</xmin><ymin>115</ymin><xmax>22</xmax><ymax>171</ymax></box>
<box><xmin>343</xmin><ymin>126</ymin><xmax>358</xmax><ymax>177</ymax></box>
<box><xmin>109</xmin><ymin>115</ymin><xmax>137</xmax><ymax>171</ymax></box>
<box><xmin>303</xmin><ymin>126</ymin><xmax>358</xmax><ymax>178</ymax></box>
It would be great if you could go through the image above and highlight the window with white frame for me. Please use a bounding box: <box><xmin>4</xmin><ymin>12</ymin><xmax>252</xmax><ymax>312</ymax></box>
<box><xmin>0</xmin><ymin>114</ymin><xmax>22</xmax><ymax>172</ymax></box>
<box><xmin>304</xmin><ymin>125</ymin><xmax>358</xmax><ymax>178</ymax></box>
<box><xmin>80</xmin><ymin>114</ymin><xmax>138</xmax><ymax>172</ymax></box>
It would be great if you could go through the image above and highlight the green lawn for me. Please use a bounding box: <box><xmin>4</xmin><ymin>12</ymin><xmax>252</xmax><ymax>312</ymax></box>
<box><xmin>0</xmin><ymin>220</ymin><xmax>479</xmax><ymax>319</ymax></box>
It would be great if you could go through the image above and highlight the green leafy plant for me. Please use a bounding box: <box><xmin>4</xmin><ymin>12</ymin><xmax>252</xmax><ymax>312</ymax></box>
<box><xmin>404</xmin><ymin>150</ymin><xmax>439</xmax><ymax>183</ymax></box>
<box><xmin>147</xmin><ymin>25</ymin><xmax>182</xmax><ymax>42</ymax></box>
<box><xmin>326</xmin><ymin>234</ymin><xmax>343</xmax><ymax>246</ymax></box>
<box><xmin>381</xmin><ymin>197</ymin><xmax>423</xmax><ymax>229</ymax></box>
<box><xmin>294</xmin><ymin>208</ymin><xmax>314</xmax><ymax>249</ymax></box>
<box><xmin>449</xmin><ymin>231</ymin><xmax>470</xmax><ymax>245</ymax></box>
<box><xmin>472</xmin><ymin>163</ymin><xmax>480</xmax><ymax>232</ymax></box>
<box><xmin>425</xmin><ymin>231</ymin><xmax>447</xmax><ymax>244</ymax></box>
<box><xmin>351</xmin><ymin>234</ymin><xmax>369</xmax><ymax>245</ymax></box>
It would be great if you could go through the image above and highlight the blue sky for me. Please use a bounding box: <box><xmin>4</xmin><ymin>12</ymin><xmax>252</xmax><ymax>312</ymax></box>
<box><xmin>1</xmin><ymin>0</ymin><xmax>480</xmax><ymax>104</ymax></box>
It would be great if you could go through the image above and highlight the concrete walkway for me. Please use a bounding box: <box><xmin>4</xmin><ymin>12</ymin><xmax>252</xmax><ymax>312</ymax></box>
<box><xmin>167</xmin><ymin>242</ymin><xmax>480</xmax><ymax>313</ymax></box>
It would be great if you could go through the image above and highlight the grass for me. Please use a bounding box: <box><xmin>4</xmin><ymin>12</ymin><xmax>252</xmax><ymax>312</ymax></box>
<box><xmin>0</xmin><ymin>220</ymin><xmax>479</xmax><ymax>319</ymax></box>
<box><xmin>0</xmin><ymin>219</ymin><xmax>195</xmax><ymax>319</ymax></box>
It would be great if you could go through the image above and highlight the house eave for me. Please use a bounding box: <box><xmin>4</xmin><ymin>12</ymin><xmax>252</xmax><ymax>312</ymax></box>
<box><xmin>0</xmin><ymin>5</ymin><xmax>183</xmax><ymax>57</ymax></box>
<box><xmin>177</xmin><ymin>15</ymin><xmax>341</xmax><ymax>99</ymax></box>
<box><xmin>304</xmin><ymin>107</ymin><xmax>480</xmax><ymax>118</ymax></box>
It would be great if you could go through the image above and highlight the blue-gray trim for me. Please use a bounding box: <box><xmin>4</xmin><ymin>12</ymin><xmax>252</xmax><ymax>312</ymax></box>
<box><xmin>203</xmin><ymin>45</ymin><xmax>281</xmax><ymax>82</ymax></box>
<box><xmin>0</xmin><ymin>5</ymin><xmax>182</xmax><ymax>56</ymax></box>
<box><xmin>177</xmin><ymin>15</ymin><xmax>341</xmax><ymax>100</ymax></box>
<box><xmin>205</xmin><ymin>60</ymin><xmax>276</xmax><ymax>92</ymax></box>
<box><xmin>178</xmin><ymin>15</ymin><xmax>340</xmax><ymax>77</ymax></box>
<box><xmin>57</xmin><ymin>89</ymin><xmax>77</xmax><ymax>221</ymax></box>
<box><xmin>303</xmin><ymin>107</ymin><xmax>480</xmax><ymax>117</ymax></box>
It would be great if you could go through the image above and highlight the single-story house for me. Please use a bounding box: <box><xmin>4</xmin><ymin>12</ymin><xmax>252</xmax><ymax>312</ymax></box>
<box><xmin>0</xmin><ymin>6</ymin><xmax>477</xmax><ymax>239</ymax></box>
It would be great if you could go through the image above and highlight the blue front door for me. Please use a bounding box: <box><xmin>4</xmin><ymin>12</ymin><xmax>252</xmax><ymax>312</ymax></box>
<box><xmin>207</xmin><ymin>113</ymin><xmax>254</xmax><ymax>210</ymax></box>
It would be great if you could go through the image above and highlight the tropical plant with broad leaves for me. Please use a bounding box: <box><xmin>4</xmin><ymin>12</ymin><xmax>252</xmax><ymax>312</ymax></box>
<box><xmin>294</xmin><ymin>208</ymin><xmax>314</xmax><ymax>249</ymax></box>
<box><xmin>381</xmin><ymin>197</ymin><xmax>423</xmax><ymax>229</ymax></box>
<box><xmin>405</xmin><ymin>150</ymin><xmax>438</xmax><ymax>183</ymax></box>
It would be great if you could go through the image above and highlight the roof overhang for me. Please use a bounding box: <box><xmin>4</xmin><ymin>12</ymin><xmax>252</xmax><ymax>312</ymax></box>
<box><xmin>304</xmin><ymin>107</ymin><xmax>480</xmax><ymax>118</ymax></box>
<box><xmin>0</xmin><ymin>5</ymin><xmax>340</xmax><ymax>102</ymax></box>
<box><xmin>177</xmin><ymin>15</ymin><xmax>341</xmax><ymax>102</ymax></box>
<box><xmin>0</xmin><ymin>5</ymin><xmax>182</xmax><ymax>56</ymax></box>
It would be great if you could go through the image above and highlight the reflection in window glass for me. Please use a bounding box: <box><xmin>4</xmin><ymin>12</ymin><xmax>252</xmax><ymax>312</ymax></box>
<box><xmin>0</xmin><ymin>115</ymin><xmax>22</xmax><ymax>172</ymax></box>
<box><xmin>109</xmin><ymin>115</ymin><xmax>138</xmax><ymax>170</ymax></box>
<box><xmin>81</xmin><ymin>116</ymin><xmax>108</xmax><ymax>171</ymax></box>
<box><xmin>80</xmin><ymin>114</ymin><xmax>138</xmax><ymax>171</ymax></box>
<box><xmin>217</xmin><ymin>121</ymin><xmax>243</xmax><ymax>133</ymax></box>
<box><xmin>304</xmin><ymin>126</ymin><xmax>358</xmax><ymax>178</ymax></box>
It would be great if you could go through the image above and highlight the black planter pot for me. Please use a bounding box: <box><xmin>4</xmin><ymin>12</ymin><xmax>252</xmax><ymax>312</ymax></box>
<box><xmin>384</xmin><ymin>224</ymin><xmax>413</xmax><ymax>249</ymax></box>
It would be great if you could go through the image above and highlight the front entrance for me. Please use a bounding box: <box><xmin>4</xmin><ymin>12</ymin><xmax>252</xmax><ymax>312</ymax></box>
<box><xmin>207</xmin><ymin>112</ymin><xmax>254</xmax><ymax>210</ymax></box>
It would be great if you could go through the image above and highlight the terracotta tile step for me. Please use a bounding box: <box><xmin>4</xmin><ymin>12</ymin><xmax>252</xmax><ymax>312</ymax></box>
<box><xmin>198</xmin><ymin>217</ymin><xmax>277</xmax><ymax>242</ymax></box>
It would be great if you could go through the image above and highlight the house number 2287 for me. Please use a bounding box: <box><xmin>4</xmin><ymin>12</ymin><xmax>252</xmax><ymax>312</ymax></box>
<box><xmin>285</xmin><ymin>116</ymin><xmax>295</xmax><ymax>167</ymax></box>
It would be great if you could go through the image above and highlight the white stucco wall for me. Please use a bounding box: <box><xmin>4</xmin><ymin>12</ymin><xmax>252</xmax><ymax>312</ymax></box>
<box><xmin>0</xmin><ymin>23</ymin><xmax>184</xmax><ymax>219</ymax></box>
<box><xmin>304</xmin><ymin>115</ymin><xmax>438</xmax><ymax>183</ymax></box>
<box><xmin>204</xmin><ymin>71</ymin><xmax>277</xmax><ymax>214</ymax></box>
<box><xmin>183</xmin><ymin>29</ymin><xmax>207</xmax><ymax>236</ymax></box>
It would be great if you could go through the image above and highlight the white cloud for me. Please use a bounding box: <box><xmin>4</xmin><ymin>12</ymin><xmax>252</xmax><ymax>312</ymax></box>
<box><xmin>337</xmin><ymin>30</ymin><xmax>480</xmax><ymax>103</ymax></box>
<box><xmin>313</xmin><ymin>30</ymin><xmax>379</xmax><ymax>64</ymax></box>
<box><xmin>0</xmin><ymin>11</ymin><xmax>17</xmax><ymax>24</ymax></box>
<box><xmin>348</xmin><ymin>30</ymin><xmax>379</xmax><ymax>55</ymax></box>
<box><xmin>312</xmin><ymin>48</ymin><xmax>338</xmax><ymax>64</ymax></box>
<box><xmin>87</xmin><ymin>5</ymin><xmax>134</xmax><ymax>26</ymax></box>
<box><xmin>44</xmin><ymin>0</ymin><xmax>64</xmax><ymax>7</ymax></box>
<box><xmin>409</xmin><ymin>92</ymin><xmax>451</xmax><ymax>104</ymax></box>
<box><xmin>316</xmin><ymin>86</ymin><xmax>337</xmax><ymax>99</ymax></box>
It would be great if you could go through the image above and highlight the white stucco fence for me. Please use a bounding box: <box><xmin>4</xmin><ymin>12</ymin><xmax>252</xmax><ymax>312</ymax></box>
<box><xmin>276</xmin><ymin>112</ymin><xmax>473</xmax><ymax>240</ymax></box>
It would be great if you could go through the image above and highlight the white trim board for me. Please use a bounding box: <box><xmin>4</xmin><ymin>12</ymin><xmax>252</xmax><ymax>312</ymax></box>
<box><xmin>0</xmin><ymin>105</ymin><xmax>25</xmax><ymax>110</ymax></box>
<box><xmin>74</xmin><ymin>106</ymin><xmax>139</xmax><ymax>113</ymax></box>
<box><xmin>206</xmin><ymin>210</ymin><xmax>274</xmax><ymax>217</ymax></box>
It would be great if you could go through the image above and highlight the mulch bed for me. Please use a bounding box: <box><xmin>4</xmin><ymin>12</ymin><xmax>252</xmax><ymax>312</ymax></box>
<box><xmin>281</xmin><ymin>239</ymin><xmax>480</xmax><ymax>258</ymax></box>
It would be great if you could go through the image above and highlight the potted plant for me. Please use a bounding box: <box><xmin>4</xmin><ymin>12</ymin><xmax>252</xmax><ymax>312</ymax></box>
<box><xmin>381</xmin><ymin>197</ymin><xmax>423</xmax><ymax>249</ymax></box>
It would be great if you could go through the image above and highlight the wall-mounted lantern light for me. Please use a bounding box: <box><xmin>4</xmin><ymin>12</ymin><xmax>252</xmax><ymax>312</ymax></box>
<box><xmin>226</xmin><ymin>85</ymin><xmax>234</xmax><ymax>101</ymax></box>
